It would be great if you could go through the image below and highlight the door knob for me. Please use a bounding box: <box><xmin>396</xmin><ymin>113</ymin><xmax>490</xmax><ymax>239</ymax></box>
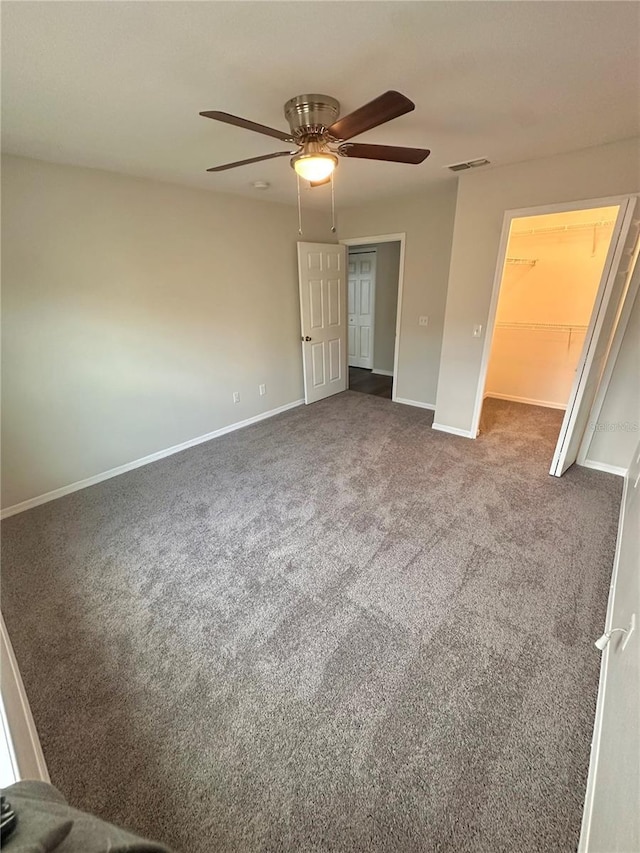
<box><xmin>301</xmin><ymin>336</ymin><xmax>312</xmax><ymax>341</ymax></box>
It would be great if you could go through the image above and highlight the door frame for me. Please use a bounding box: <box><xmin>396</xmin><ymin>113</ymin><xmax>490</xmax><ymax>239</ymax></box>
<box><xmin>577</xmin><ymin>235</ymin><xmax>640</xmax><ymax>468</ymax></box>
<box><xmin>347</xmin><ymin>248</ymin><xmax>377</xmax><ymax>370</ymax></box>
<box><xmin>339</xmin><ymin>233</ymin><xmax>406</xmax><ymax>402</ymax></box>
<box><xmin>469</xmin><ymin>195</ymin><xmax>635</xmax><ymax>451</ymax></box>
<box><xmin>550</xmin><ymin>197</ymin><xmax>638</xmax><ymax>476</ymax></box>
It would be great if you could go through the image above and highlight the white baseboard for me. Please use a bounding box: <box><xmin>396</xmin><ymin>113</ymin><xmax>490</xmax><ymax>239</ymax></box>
<box><xmin>372</xmin><ymin>369</ymin><xmax>394</xmax><ymax>377</ymax></box>
<box><xmin>394</xmin><ymin>396</ymin><xmax>435</xmax><ymax>411</ymax></box>
<box><xmin>431</xmin><ymin>422</ymin><xmax>476</xmax><ymax>439</ymax></box>
<box><xmin>578</xmin><ymin>458</ymin><xmax>627</xmax><ymax>477</ymax></box>
<box><xmin>484</xmin><ymin>392</ymin><xmax>566</xmax><ymax>410</ymax></box>
<box><xmin>0</xmin><ymin>399</ymin><xmax>304</xmax><ymax>520</ymax></box>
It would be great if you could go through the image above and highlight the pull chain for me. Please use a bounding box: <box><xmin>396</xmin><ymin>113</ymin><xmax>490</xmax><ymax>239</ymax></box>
<box><xmin>330</xmin><ymin>172</ymin><xmax>336</xmax><ymax>233</ymax></box>
<box><xmin>296</xmin><ymin>173</ymin><xmax>303</xmax><ymax>236</ymax></box>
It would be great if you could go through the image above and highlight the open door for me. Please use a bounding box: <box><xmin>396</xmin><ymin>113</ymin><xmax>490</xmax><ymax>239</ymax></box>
<box><xmin>297</xmin><ymin>242</ymin><xmax>347</xmax><ymax>404</ymax></box>
<box><xmin>578</xmin><ymin>440</ymin><xmax>640</xmax><ymax>852</ymax></box>
<box><xmin>550</xmin><ymin>197</ymin><xmax>640</xmax><ymax>476</ymax></box>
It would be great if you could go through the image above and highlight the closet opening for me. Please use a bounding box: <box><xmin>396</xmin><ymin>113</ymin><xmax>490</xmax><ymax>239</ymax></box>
<box><xmin>476</xmin><ymin>203</ymin><xmax>624</xmax><ymax>471</ymax></box>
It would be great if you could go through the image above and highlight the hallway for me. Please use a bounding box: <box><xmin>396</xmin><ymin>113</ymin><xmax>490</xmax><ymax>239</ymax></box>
<box><xmin>348</xmin><ymin>367</ymin><xmax>392</xmax><ymax>399</ymax></box>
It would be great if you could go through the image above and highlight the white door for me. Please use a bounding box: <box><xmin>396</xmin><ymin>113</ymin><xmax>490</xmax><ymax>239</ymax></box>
<box><xmin>348</xmin><ymin>251</ymin><xmax>376</xmax><ymax>369</ymax></box>
<box><xmin>578</xmin><ymin>440</ymin><xmax>640</xmax><ymax>852</ymax></box>
<box><xmin>297</xmin><ymin>242</ymin><xmax>347</xmax><ymax>405</ymax></box>
<box><xmin>550</xmin><ymin>197</ymin><xmax>640</xmax><ymax>476</ymax></box>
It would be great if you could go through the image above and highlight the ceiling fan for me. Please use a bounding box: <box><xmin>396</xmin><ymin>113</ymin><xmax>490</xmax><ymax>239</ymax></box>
<box><xmin>200</xmin><ymin>91</ymin><xmax>430</xmax><ymax>185</ymax></box>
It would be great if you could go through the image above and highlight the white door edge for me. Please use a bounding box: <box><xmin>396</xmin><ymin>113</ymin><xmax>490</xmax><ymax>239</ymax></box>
<box><xmin>576</xmin><ymin>475</ymin><xmax>627</xmax><ymax>853</ymax></box>
<box><xmin>577</xmin><ymin>436</ymin><xmax>640</xmax><ymax>853</ymax></box>
<box><xmin>0</xmin><ymin>614</ymin><xmax>49</xmax><ymax>785</ymax></box>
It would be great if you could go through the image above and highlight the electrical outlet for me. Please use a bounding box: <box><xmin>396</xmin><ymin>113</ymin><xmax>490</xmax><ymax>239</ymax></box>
<box><xmin>419</xmin><ymin>316</ymin><xmax>429</xmax><ymax>327</ymax></box>
<box><xmin>233</xmin><ymin>392</ymin><xmax>240</xmax><ymax>404</ymax></box>
<box><xmin>473</xmin><ymin>324</ymin><xmax>483</xmax><ymax>338</ymax></box>
<box><xmin>259</xmin><ymin>384</ymin><xmax>266</xmax><ymax>396</ymax></box>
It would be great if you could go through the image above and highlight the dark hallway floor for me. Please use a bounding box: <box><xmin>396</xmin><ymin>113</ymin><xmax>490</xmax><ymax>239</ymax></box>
<box><xmin>348</xmin><ymin>366</ymin><xmax>393</xmax><ymax>399</ymax></box>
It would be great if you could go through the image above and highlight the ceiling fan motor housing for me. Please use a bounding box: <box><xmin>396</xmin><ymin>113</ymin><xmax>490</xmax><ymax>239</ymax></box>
<box><xmin>284</xmin><ymin>95</ymin><xmax>340</xmax><ymax>140</ymax></box>
<box><xmin>201</xmin><ymin>91</ymin><xmax>429</xmax><ymax>174</ymax></box>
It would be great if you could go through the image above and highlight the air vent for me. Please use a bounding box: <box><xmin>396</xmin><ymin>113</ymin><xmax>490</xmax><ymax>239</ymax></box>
<box><xmin>447</xmin><ymin>158</ymin><xmax>491</xmax><ymax>172</ymax></box>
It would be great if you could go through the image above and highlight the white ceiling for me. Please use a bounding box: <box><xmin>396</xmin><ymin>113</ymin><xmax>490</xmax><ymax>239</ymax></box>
<box><xmin>2</xmin><ymin>1</ymin><xmax>639</xmax><ymax>208</ymax></box>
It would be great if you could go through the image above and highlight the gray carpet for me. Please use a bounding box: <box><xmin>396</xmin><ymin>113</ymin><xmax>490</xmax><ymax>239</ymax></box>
<box><xmin>1</xmin><ymin>394</ymin><xmax>622</xmax><ymax>853</ymax></box>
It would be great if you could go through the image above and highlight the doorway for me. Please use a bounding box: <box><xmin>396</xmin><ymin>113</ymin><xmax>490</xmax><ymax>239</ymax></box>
<box><xmin>475</xmin><ymin>198</ymin><xmax>639</xmax><ymax>474</ymax></box>
<box><xmin>348</xmin><ymin>250</ymin><xmax>376</xmax><ymax>370</ymax></box>
<box><xmin>342</xmin><ymin>235</ymin><xmax>404</xmax><ymax>401</ymax></box>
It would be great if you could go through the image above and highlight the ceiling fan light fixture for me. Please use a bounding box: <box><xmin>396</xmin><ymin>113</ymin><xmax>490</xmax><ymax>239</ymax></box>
<box><xmin>202</xmin><ymin>91</ymin><xmax>428</xmax><ymax>182</ymax></box>
<box><xmin>291</xmin><ymin>152</ymin><xmax>338</xmax><ymax>183</ymax></box>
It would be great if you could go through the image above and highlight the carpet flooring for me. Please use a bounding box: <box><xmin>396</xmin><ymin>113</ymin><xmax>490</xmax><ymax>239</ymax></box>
<box><xmin>1</xmin><ymin>394</ymin><xmax>622</xmax><ymax>853</ymax></box>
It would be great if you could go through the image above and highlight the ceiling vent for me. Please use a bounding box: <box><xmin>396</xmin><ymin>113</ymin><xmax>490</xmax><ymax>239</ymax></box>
<box><xmin>447</xmin><ymin>158</ymin><xmax>491</xmax><ymax>172</ymax></box>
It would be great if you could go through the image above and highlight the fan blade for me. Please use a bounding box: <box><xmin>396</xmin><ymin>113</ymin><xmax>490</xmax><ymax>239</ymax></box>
<box><xmin>326</xmin><ymin>91</ymin><xmax>415</xmax><ymax>141</ymax></box>
<box><xmin>207</xmin><ymin>151</ymin><xmax>294</xmax><ymax>172</ymax></box>
<box><xmin>338</xmin><ymin>143</ymin><xmax>430</xmax><ymax>164</ymax></box>
<box><xmin>200</xmin><ymin>110</ymin><xmax>294</xmax><ymax>143</ymax></box>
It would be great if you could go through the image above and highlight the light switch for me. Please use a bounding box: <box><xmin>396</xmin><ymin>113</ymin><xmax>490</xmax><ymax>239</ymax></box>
<box><xmin>419</xmin><ymin>316</ymin><xmax>429</xmax><ymax>327</ymax></box>
<box><xmin>473</xmin><ymin>324</ymin><xmax>483</xmax><ymax>338</ymax></box>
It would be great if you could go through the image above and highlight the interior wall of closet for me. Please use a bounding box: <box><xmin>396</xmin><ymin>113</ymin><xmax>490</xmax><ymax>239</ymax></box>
<box><xmin>484</xmin><ymin>206</ymin><xmax>619</xmax><ymax>409</ymax></box>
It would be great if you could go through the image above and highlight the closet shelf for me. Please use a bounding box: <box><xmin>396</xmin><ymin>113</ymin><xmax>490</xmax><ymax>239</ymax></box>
<box><xmin>511</xmin><ymin>219</ymin><xmax>615</xmax><ymax>237</ymax></box>
<box><xmin>496</xmin><ymin>321</ymin><xmax>589</xmax><ymax>333</ymax></box>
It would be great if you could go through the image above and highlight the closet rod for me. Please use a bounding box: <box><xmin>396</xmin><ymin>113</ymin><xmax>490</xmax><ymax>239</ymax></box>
<box><xmin>496</xmin><ymin>321</ymin><xmax>588</xmax><ymax>332</ymax></box>
<box><xmin>512</xmin><ymin>219</ymin><xmax>615</xmax><ymax>237</ymax></box>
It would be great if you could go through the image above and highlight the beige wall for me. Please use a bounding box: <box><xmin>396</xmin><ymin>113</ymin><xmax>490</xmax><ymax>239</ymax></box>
<box><xmin>1</xmin><ymin>154</ymin><xmax>330</xmax><ymax>509</ymax></box>
<box><xmin>339</xmin><ymin>181</ymin><xmax>458</xmax><ymax>406</ymax></box>
<box><xmin>485</xmin><ymin>212</ymin><xmax>615</xmax><ymax>408</ymax></box>
<box><xmin>435</xmin><ymin>137</ymin><xmax>640</xmax><ymax>445</ymax></box>
<box><xmin>498</xmin><ymin>211</ymin><xmax>617</xmax><ymax>326</ymax></box>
